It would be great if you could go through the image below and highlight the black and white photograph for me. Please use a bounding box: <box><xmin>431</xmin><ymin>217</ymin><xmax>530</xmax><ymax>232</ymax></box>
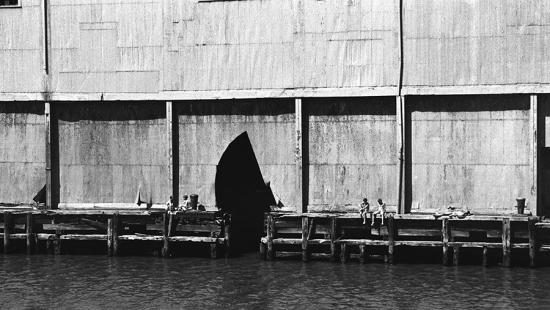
<box><xmin>1</xmin><ymin>0</ymin><xmax>550</xmax><ymax>308</ymax></box>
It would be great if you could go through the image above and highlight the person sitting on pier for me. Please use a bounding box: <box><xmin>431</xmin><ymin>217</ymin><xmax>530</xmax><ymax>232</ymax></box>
<box><xmin>371</xmin><ymin>198</ymin><xmax>387</xmax><ymax>226</ymax></box>
<box><xmin>359</xmin><ymin>198</ymin><xmax>370</xmax><ymax>224</ymax></box>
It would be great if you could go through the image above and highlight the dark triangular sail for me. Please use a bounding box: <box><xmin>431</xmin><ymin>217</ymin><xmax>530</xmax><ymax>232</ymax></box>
<box><xmin>215</xmin><ymin>132</ymin><xmax>275</xmax><ymax>252</ymax></box>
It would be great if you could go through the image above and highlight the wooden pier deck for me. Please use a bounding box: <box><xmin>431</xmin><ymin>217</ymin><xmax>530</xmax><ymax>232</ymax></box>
<box><xmin>0</xmin><ymin>209</ymin><xmax>230</xmax><ymax>258</ymax></box>
<box><xmin>260</xmin><ymin>212</ymin><xmax>549</xmax><ymax>267</ymax></box>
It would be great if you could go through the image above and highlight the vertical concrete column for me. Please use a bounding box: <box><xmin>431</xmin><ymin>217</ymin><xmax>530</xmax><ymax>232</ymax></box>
<box><xmin>295</xmin><ymin>98</ymin><xmax>306</xmax><ymax>213</ymax></box>
<box><xmin>530</xmin><ymin>95</ymin><xmax>538</xmax><ymax>215</ymax></box>
<box><xmin>166</xmin><ymin>101</ymin><xmax>177</xmax><ymax>208</ymax></box>
<box><xmin>45</xmin><ymin>101</ymin><xmax>58</xmax><ymax>209</ymax></box>
<box><xmin>45</xmin><ymin>102</ymin><xmax>53</xmax><ymax>209</ymax></box>
<box><xmin>396</xmin><ymin>96</ymin><xmax>406</xmax><ymax>214</ymax></box>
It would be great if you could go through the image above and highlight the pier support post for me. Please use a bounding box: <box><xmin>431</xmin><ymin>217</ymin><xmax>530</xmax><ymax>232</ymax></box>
<box><xmin>482</xmin><ymin>246</ymin><xmax>488</xmax><ymax>267</ymax></box>
<box><xmin>46</xmin><ymin>235</ymin><xmax>54</xmax><ymax>255</ymax></box>
<box><xmin>3</xmin><ymin>212</ymin><xmax>12</xmax><ymax>254</ymax></box>
<box><xmin>112</xmin><ymin>212</ymin><xmax>120</xmax><ymax>256</ymax></box>
<box><xmin>502</xmin><ymin>218</ymin><xmax>511</xmax><ymax>267</ymax></box>
<box><xmin>107</xmin><ymin>218</ymin><xmax>113</xmax><ymax>256</ymax></box>
<box><xmin>340</xmin><ymin>243</ymin><xmax>349</xmax><ymax>263</ymax></box>
<box><xmin>330</xmin><ymin>217</ymin><xmax>338</xmax><ymax>262</ymax></box>
<box><xmin>453</xmin><ymin>245</ymin><xmax>460</xmax><ymax>266</ymax></box>
<box><xmin>387</xmin><ymin>216</ymin><xmax>396</xmax><ymax>264</ymax></box>
<box><xmin>54</xmin><ymin>228</ymin><xmax>61</xmax><ymax>255</ymax></box>
<box><xmin>301</xmin><ymin>216</ymin><xmax>309</xmax><ymax>262</ymax></box>
<box><xmin>162</xmin><ymin>212</ymin><xmax>171</xmax><ymax>258</ymax></box>
<box><xmin>259</xmin><ymin>241</ymin><xmax>266</xmax><ymax>260</ymax></box>
<box><xmin>224</xmin><ymin>215</ymin><xmax>231</xmax><ymax>258</ymax></box>
<box><xmin>266</xmin><ymin>214</ymin><xmax>275</xmax><ymax>260</ymax></box>
<box><xmin>26</xmin><ymin>213</ymin><xmax>35</xmax><ymax>255</ymax></box>
<box><xmin>442</xmin><ymin>218</ymin><xmax>450</xmax><ymax>265</ymax></box>
<box><xmin>359</xmin><ymin>245</ymin><xmax>367</xmax><ymax>264</ymax></box>
<box><xmin>210</xmin><ymin>243</ymin><xmax>218</xmax><ymax>259</ymax></box>
<box><xmin>528</xmin><ymin>217</ymin><xmax>537</xmax><ymax>267</ymax></box>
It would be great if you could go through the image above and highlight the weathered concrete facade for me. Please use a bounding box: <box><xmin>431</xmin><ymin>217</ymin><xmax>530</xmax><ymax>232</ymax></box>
<box><xmin>306</xmin><ymin>97</ymin><xmax>397</xmax><ymax>211</ymax></box>
<box><xmin>56</xmin><ymin>102</ymin><xmax>168</xmax><ymax>207</ymax></box>
<box><xmin>177</xmin><ymin>99</ymin><xmax>296</xmax><ymax>207</ymax></box>
<box><xmin>1</xmin><ymin>0</ymin><xmax>549</xmax><ymax>215</ymax></box>
<box><xmin>407</xmin><ymin>95</ymin><xmax>532</xmax><ymax>213</ymax></box>
<box><xmin>0</xmin><ymin>102</ymin><xmax>44</xmax><ymax>204</ymax></box>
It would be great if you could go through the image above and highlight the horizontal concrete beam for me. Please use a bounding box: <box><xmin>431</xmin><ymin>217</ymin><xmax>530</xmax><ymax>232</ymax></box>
<box><xmin>3</xmin><ymin>84</ymin><xmax>550</xmax><ymax>102</ymax></box>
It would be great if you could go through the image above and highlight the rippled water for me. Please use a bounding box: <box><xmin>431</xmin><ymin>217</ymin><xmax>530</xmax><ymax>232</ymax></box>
<box><xmin>1</xmin><ymin>253</ymin><xmax>549</xmax><ymax>309</ymax></box>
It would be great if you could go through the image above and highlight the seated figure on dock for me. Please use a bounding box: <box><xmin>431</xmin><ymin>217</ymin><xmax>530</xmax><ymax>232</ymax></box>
<box><xmin>371</xmin><ymin>198</ymin><xmax>387</xmax><ymax>226</ymax></box>
<box><xmin>166</xmin><ymin>196</ymin><xmax>174</xmax><ymax>211</ymax></box>
<box><xmin>177</xmin><ymin>195</ymin><xmax>190</xmax><ymax>211</ymax></box>
<box><xmin>359</xmin><ymin>198</ymin><xmax>370</xmax><ymax>224</ymax></box>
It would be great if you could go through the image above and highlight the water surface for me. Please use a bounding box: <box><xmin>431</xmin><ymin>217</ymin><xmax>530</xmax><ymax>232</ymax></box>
<box><xmin>1</xmin><ymin>254</ymin><xmax>548</xmax><ymax>309</ymax></box>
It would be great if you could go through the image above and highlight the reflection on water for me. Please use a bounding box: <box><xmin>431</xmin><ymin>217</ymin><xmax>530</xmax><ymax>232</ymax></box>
<box><xmin>1</xmin><ymin>254</ymin><xmax>549</xmax><ymax>309</ymax></box>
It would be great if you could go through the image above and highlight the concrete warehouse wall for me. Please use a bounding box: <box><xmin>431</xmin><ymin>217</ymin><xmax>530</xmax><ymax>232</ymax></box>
<box><xmin>407</xmin><ymin>95</ymin><xmax>533</xmax><ymax>213</ymax></box>
<box><xmin>403</xmin><ymin>0</ymin><xmax>550</xmax><ymax>88</ymax></box>
<box><xmin>0</xmin><ymin>0</ymin><xmax>43</xmax><ymax>93</ymax></box>
<box><xmin>164</xmin><ymin>0</ymin><xmax>398</xmax><ymax>91</ymax></box>
<box><xmin>56</xmin><ymin>102</ymin><xmax>169</xmax><ymax>205</ymax></box>
<box><xmin>306</xmin><ymin>97</ymin><xmax>397</xmax><ymax>210</ymax></box>
<box><xmin>3</xmin><ymin>0</ymin><xmax>550</xmax><ymax>98</ymax></box>
<box><xmin>177</xmin><ymin>99</ymin><xmax>296</xmax><ymax>209</ymax></box>
<box><xmin>0</xmin><ymin>102</ymin><xmax>45</xmax><ymax>204</ymax></box>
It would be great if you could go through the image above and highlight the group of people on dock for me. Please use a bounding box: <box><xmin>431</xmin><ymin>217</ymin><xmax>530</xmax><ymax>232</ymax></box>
<box><xmin>359</xmin><ymin>198</ymin><xmax>386</xmax><ymax>225</ymax></box>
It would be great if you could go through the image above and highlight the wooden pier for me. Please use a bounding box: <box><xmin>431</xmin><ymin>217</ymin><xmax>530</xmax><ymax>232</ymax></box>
<box><xmin>260</xmin><ymin>212</ymin><xmax>550</xmax><ymax>267</ymax></box>
<box><xmin>0</xmin><ymin>209</ymin><xmax>230</xmax><ymax>258</ymax></box>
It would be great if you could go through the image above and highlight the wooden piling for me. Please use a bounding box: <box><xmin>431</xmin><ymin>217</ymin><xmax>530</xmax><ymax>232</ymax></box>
<box><xmin>46</xmin><ymin>235</ymin><xmax>54</xmax><ymax>255</ymax></box>
<box><xmin>442</xmin><ymin>218</ymin><xmax>449</xmax><ymax>265</ymax></box>
<box><xmin>482</xmin><ymin>246</ymin><xmax>488</xmax><ymax>267</ymax></box>
<box><xmin>26</xmin><ymin>213</ymin><xmax>35</xmax><ymax>255</ymax></box>
<box><xmin>162</xmin><ymin>212</ymin><xmax>170</xmax><ymax>258</ymax></box>
<box><xmin>453</xmin><ymin>245</ymin><xmax>460</xmax><ymax>266</ymax></box>
<box><xmin>107</xmin><ymin>218</ymin><xmax>113</xmax><ymax>256</ymax></box>
<box><xmin>359</xmin><ymin>244</ymin><xmax>367</xmax><ymax>264</ymax></box>
<box><xmin>210</xmin><ymin>243</ymin><xmax>218</xmax><ymax>259</ymax></box>
<box><xmin>112</xmin><ymin>212</ymin><xmax>120</xmax><ymax>256</ymax></box>
<box><xmin>266</xmin><ymin>214</ymin><xmax>275</xmax><ymax>260</ymax></box>
<box><xmin>340</xmin><ymin>243</ymin><xmax>349</xmax><ymax>263</ymax></box>
<box><xmin>54</xmin><ymin>228</ymin><xmax>62</xmax><ymax>255</ymax></box>
<box><xmin>224</xmin><ymin>216</ymin><xmax>231</xmax><ymax>258</ymax></box>
<box><xmin>301</xmin><ymin>216</ymin><xmax>309</xmax><ymax>262</ymax></box>
<box><xmin>330</xmin><ymin>217</ymin><xmax>338</xmax><ymax>262</ymax></box>
<box><xmin>259</xmin><ymin>241</ymin><xmax>266</xmax><ymax>259</ymax></box>
<box><xmin>3</xmin><ymin>212</ymin><xmax>12</xmax><ymax>253</ymax></box>
<box><xmin>502</xmin><ymin>218</ymin><xmax>511</xmax><ymax>267</ymax></box>
<box><xmin>387</xmin><ymin>216</ymin><xmax>395</xmax><ymax>264</ymax></box>
<box><xmin>528</xmin><ymin>217</ymin><xmax>537</xmax><ymax>267</ymax></box>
